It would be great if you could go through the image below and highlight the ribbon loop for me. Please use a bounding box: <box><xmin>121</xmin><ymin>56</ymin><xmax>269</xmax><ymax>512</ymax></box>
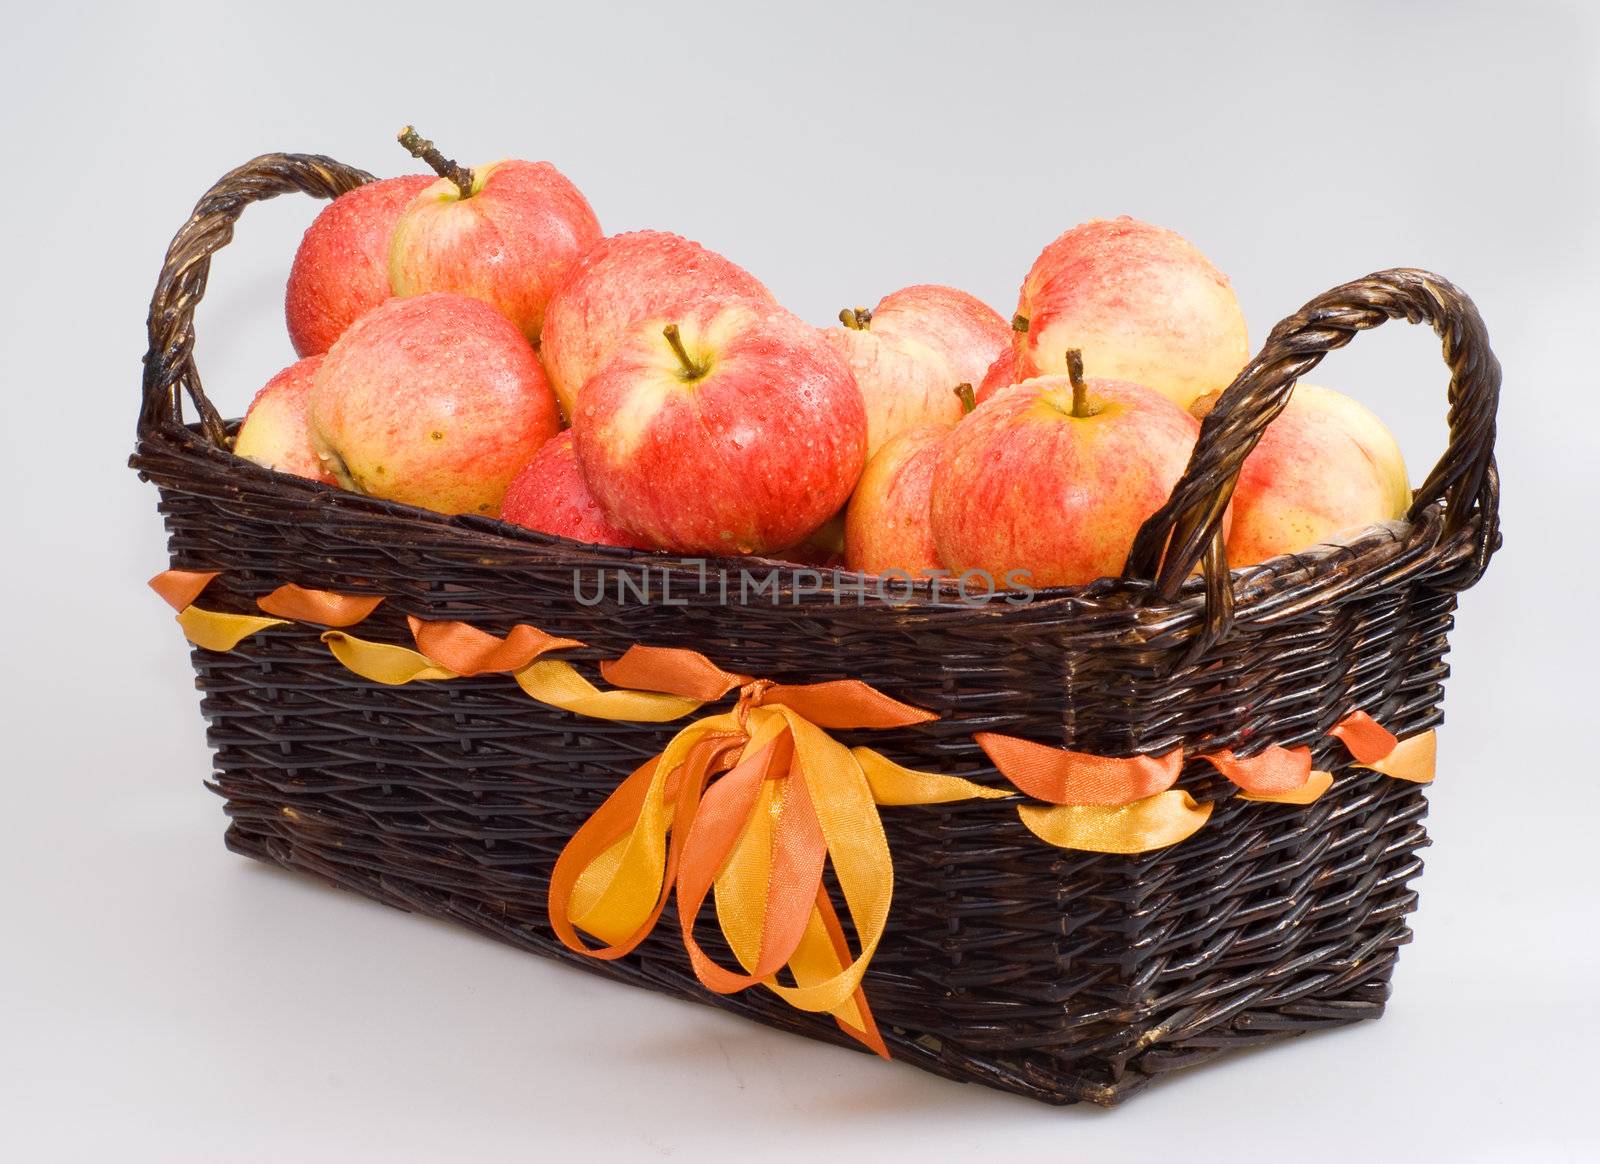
<box><xmin>149</xmin><ymin>569</ymin><xmax>219</xmax><ymax>611</ymax></box>
<box><xmin>760</xmin><ymin>680</ymin><xmax>938</xmax><ymax>730</ymax></box>
<box><xmin>322</xmin><ymin>631</ymin><xmax>456</xmax><ymax>683</ymax></box>
<box><xmin>1017</xmin><ymin>793</ymin><xmax>1213</xmax><ymax>854</ymax></box>
<box><xmin>853</xmin><ymin>747</ymin><xmax>1011</xmax><ymax>806</ymax></box>
<box><xmin>1240</xmin><ymin>770</ymin><xmax>1336</xmax><ymax>805</ymax></box>
<box><xmin>176</xmin><ymin>605</ymin><xmax>288</xmax><ymax>651</ymax></box>
<box><xmin>1196</xmin><ymin>744</ymin><xmax>1315</xmax><ymax>796</ymax></box>
<box><xmin>408</xmin><ymin>616</ymin><xmax>582</xmax><ymax>675</ymax></box>
<box><xmin>550</xmin><ymin>720</ymin><xmax>745</xmax><ymax>957</ymax></box>
<box><xmin>599</xmin><ymin>644</ymin><xmax>748</xmax><ymax>702</ymax></box>
<box><xmin>1357</xmin><ymin>729</ymin><xmax>1436</xmax><ymax>783</ymax></box>
<box><xmin>973</xmin><ymin>733</ymin><xmax>1182</xmax><ymax>805</ymax></box>
<box><xmin>1324</xmin><ymin>711</ymin><xmax>1436</xmax><ymax>783</ymax></box>
<box><xmin>1330</xmin><ymin>710</ymin><xmax>1400</xmax><ymax>765</ymax></box>
<box><xmin>258</xmin><ymin>584</ymin><xmax>384</xmax><ymax>627</ymax></box>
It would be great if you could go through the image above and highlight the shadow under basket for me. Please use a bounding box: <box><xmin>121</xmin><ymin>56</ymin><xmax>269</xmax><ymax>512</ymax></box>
<box><xmin>132</xmin><ymin>153</ymin><xmax>1501</xmax><ymax>1107</ymax></box>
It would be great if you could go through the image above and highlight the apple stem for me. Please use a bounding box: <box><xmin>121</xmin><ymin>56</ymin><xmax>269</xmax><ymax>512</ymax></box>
<box><xmin>662</xmin><ymin>323</ymin><xmax>706</xmax><ymax>380</ymax></box>
<box><xmin>396</xmin><ymin>125</ymin><xmax>474</xmax><ymax>199</ymax></box>
<box><xmin>1012</xmin><ymin>314</ymin><xmax>1029</xmax><ymax>333</ymax></box>
<box><xmin>954</xmin><ymin>382</ymin><xmax>976</xmax><ymax>415</ymax></box>
<box><xmin>838</xmin><ymin>306</ymin><xmax>872</xmax><ymax>330</ymax></box>
<box><xmin>1065</xmin><ymin>349</ymin><xmax>1089</xmax><ymax>418</ymax></box>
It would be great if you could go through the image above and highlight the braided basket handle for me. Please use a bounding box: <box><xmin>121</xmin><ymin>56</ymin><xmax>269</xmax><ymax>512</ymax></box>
<box><xmin>1124</xmin><ymin>268</ymin><xmax>1501</xmax><ymax>655</ymax></box>
<box><xmin>140</xmin><ymin>153</ymin><xmax>376</xmax><ymax>444</ymax></box>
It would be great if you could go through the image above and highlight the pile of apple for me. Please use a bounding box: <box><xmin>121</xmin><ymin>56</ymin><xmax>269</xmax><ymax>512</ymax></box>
<box><xmin>237</xmin><ymin>128</ymin><xmax>1410</xmax><ymax>588</ymax></box>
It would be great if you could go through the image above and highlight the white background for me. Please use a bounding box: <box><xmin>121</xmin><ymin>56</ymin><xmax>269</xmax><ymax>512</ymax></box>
<box><xmin>3</xmin><ymin>2</ymin><xmax>1597</xmax><ymax>1160</ymax></box>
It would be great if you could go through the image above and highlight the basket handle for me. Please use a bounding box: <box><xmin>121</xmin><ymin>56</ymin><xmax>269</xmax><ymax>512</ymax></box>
<box><xmin>1124</xmin><ymin>268</ymin><xmax>1501</xmax><ymax>655</ymax></box>
<box><xmin>139</xmin><ymin>153</ymin><xmax>375</xmax><ymax>445</ymax></box>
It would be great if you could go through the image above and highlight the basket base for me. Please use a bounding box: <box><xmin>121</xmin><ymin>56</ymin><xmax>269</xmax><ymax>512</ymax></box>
<box><xmin>220</xmin><ymin>812</ymin><xmax>1400</xmax><ymax>1108</ymax></box>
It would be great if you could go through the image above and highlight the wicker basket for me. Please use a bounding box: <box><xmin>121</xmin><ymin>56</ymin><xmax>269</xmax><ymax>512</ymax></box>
<box><xmin>132</xmin><ymin>153</ymin><xmax>1501</xmax><ymax>1107</ymax></box>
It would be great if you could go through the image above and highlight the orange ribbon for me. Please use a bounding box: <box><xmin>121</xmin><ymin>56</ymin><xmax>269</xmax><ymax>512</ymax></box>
<box><xmin>407</xmin><ymin>616</ymin><xmax>583</xmax><ymax>675</ymax></box>
<box><xmin>545</xmin><ymin>648</ymin><xmax>1001</xmax><ymax>1057</ymax></box>
<box><xmin>257</xmin><ymin>583</ymin><xmax>384</xmax><ymax>627</ymax></box>
<box><xmin>1331</xmin><ymin>711</ymin><xmax>1436</xmax><ymax>784</ymax></box>
<box><xmin>150</xmin><ymin>570</ymin><xmax>386</xmax><ymax>649</ymax></box>
<box><xmin>1195</xmin><ymin>744</ymin><xmax>1314</xmax><ymax>795</ymax></box>
<box><xmin>601</xmin><ymin>645</ymin><xmax>747</xmax><ymax>703</ymax></box>
<box><xmin>1330</xmin><ymin>710</ymin><xmax>1400</xmax><ymax>765</ymax></box>
<box><xmin>547</xmin><ymin>733</ymin><xmax>744</xmax><ymax>961</ymax></box>
<box><xmin>979</xmin><ymin>709</ymin><xmax>1437</xmax><ymax>848</ymax></box>
<box><xmin>149</xmin><ymin>569</ymin><xmax>288</xmax><ymax>650</ymax></box>
<box><xmin>970</xmin><ymin>730</ymin><xmax>1209</xmax><ymax>851</ymax></box>
<box><xmin>972</xmin><ymin>734</ymin><xmax>1182</xmax><ymax>804</ymax></box>
<box><xmin>149</xmin><ymin>569</ymin><xmax>219</xmax><ymax>611</ymax></box>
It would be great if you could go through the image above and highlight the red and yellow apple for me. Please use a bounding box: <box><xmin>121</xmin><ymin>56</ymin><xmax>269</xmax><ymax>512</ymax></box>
<box><xmin>309</xmin><ymin>292</ymin><xmax>561</xmax><ymax>516</ymax></box>
<box><xmin>1013</xmin><ymin>217</ymin><xmax>1248</xmax><ymax>409</ymax></box>
<box><xmin>931</xmin><ymin>353</ymin><xmax>1200</xmax><ymax>588</ymax></box>
<box><xmin>844</xmin><ymin>383</ymin><xmax>976</xmax><ymax>576</ymax></box>
<box><xmin>540</xmin><ymin>230</ymin><xmax>775</xmax><ymax>418</ymax></box>
<box><xmin>781</xmin><ymin>511</ymin><xmax>847</xmax><ymax>568</ymax></box>
<box><xmin>387</xmin><ymin>128</ymin><xmax>601</xmax><ymax>343</ymax></box>
<box><xmin>1204</xmin><ymin>383</ymin><xmax>1410</xmax><ymax>567</ymax></box>
<box><xmin>574</xmin><ymin>301</ymin><xmax>866</xmax><ymax>555</ymax></box>
<box><xmin>975</xmin><ymin>348</ymin><xmax>1019</xmax><ymax>405</ymax></box>
<box><xmin>844</xmin><ymin>423</ymin><xmax>948</xmax><ymax>577</ymax></box>
<box><xmin>501</xmin><ymin>431</ymin><xmax>647</xmax><ymax>549</ymax></box>
<box><xmin>822</xmin><ymin>284</ymin><xmax>1009</xmax><ymax>457</ymax></box>
<box><xmin>233</xmin><ymin>356</ymin><xmax>335</xmax><ymax>484</ymax></box>
<box><xmin>285</xmin><ymin>174</ymin><xmax>433</xmax><ymax>357</ymax></box>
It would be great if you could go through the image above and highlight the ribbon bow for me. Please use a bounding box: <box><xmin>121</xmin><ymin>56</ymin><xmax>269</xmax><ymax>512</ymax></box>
<box><xmin>535</xmin><ymin>645</ymin><xmax>1007</xmax><ymax>1057</ymax></box>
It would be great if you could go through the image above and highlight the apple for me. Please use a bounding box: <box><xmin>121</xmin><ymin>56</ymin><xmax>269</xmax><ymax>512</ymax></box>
<box><xmin>845</xmin><ymin>384</ymin><xmax>975</xmax><ymax>576</ymax></box>
<box><xmin>1199</xmin><ymin>383</ymin><xmax>1410</xmax><ymax>567</ymax></box>
<box><xmin>975</xmin><ymin>348</ymin><xmax>1019</xmax><ymax>404</ymax></box>
<box><xmin>285</xmin><ymin>174</ymin><xmax>433</xmax><ymax>357</ymax></box>
<box><xmin>573</xmin><ymin>300</ymin><xmax>866</xmax><ymax>555</ymax></box>
<box><xmin>822</xmin><ymin>284</ymin><xmax>1009</xmax><ymax>457</ymax></box>
<box><xmin>540</xmin><ymin>230</ymin><xmax>775</xmax><ymax>418</ymax></box>
<box><xmin>501</xmin><ymin>431</ymin><xmax>647</xmax><ymax>549</ymax></box>
<box><xmin>782</xmin><ymin>510</ymin><xmax>847</xmax><ymax>568</ymax></box>
<box><xmin>867</xmin><ymin>284</ymin><xmax>1013</xmax><ymax>388</ymax></box>
<box><xmin>931</xmin><ymin>352</ymin><xmax>1200</xmax><ymax>588</ymax></box>
<box><xmin>309</xmin><ymin>292</ymin><xmax>561</xmax><ymax>516</ymax></box>
<box><xmin>233</xmin><ymin>356</ymin><xmax>335</xmax><ymax>484</ymax></box>
<box><xmin>845</xmin><ymin>424</ymin><xmax>947</xmax><ymax>577</ymax></box>
<box><xmin>1013</xmin><ymin>216</ymin><xmax>1248</xmax><ymax>409</ymax></box>
<box><xmin>387</xmin><ymin>127</ymin><xmax>602</xmax><ymax>342</ymax></box>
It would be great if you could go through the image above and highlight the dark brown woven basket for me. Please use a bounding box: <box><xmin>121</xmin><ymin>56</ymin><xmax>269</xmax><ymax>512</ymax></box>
<box><xmin>132</xmin><ymin>153</ymin><xmax>1501</xmax><ymax>1107</ymax></box>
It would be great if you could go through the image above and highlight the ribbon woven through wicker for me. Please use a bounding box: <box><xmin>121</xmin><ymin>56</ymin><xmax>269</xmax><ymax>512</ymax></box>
<box><xmin>131</xmin><ymin>153</ymin><xmax>1501</xmax><ymax>1106</ymax></box>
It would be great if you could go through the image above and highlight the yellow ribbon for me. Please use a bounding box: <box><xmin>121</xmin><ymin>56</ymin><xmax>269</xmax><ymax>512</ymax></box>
<box><xmin>1354</xmin><ymin>728</ymin><xmax>1437</xmax><ymax>784</ymax></box>
<box><xmin>175</xmin><ymin>605</ymin><xmax>288</xmax><ymax>651</ymax></box>
<box><xmin>320</xmin><ymin>628</ymin><xmax>707</xmax><ymax>722</ymax></box>
<box><xmin>150</xmin><ymin>569</ymin><xmax>288</xmax><ymax>650</ymax></box>
<box><xmin>979</xmin><ymin>711</ymin><xmax>1437</xmax><ymax>847</ymax></box>
<box><xmin>1241</xmin><ymin>770</ymin><xmax>1337</xmax><ymax>805</ymax></box>
<box><xmin>1016</xmin><ymin>792</ymin><xmax>1213</xmax><ymax>853</ymax></box>
<box><xmin>541</xmin><ymin>657</ymin><xmax>1008</xmax><ymax>1058</ymax></box>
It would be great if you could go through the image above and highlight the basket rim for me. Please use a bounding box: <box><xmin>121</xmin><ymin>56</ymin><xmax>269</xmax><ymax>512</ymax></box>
<box><xmin>133</xmin><ymin>416</ymin><xmax>1489</xmax><ymax>636</ymax></box>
